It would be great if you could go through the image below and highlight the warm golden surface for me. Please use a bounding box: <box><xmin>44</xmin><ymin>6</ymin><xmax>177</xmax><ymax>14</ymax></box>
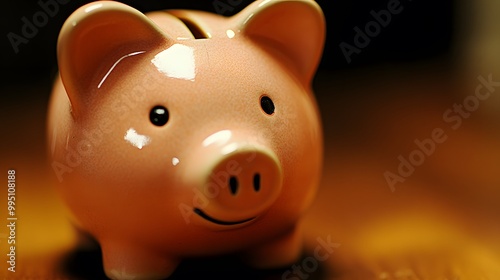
<box><xmin>1</xmin><ymin>64</ymin><xmax>499</xmax><ymax>279</ymax></box>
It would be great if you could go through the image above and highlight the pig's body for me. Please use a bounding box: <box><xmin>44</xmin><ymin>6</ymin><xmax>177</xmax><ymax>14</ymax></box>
<box><xmin>47</xmin><ymin>1</ymin><xmax>325</xmax><ymax>279</ymax></box>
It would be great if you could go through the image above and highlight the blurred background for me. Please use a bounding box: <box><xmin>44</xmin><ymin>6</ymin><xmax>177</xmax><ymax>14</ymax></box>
<box><xmin>1</xmin><ymin>0</ymin><xmax>500</xmax><ymax>279</ymax></box>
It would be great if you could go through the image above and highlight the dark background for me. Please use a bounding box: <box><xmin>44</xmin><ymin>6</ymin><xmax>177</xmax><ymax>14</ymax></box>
<box><xmin>0</xmin><ymin>0</ymin><xmax>456</xmax><ymax>87</ymax></box>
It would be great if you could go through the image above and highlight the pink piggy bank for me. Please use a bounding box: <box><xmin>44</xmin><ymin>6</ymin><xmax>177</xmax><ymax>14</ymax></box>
<box><xmin>47</xmin><ymin>0</ymin><xmax>325</xmax><ymax>279</ymax></box>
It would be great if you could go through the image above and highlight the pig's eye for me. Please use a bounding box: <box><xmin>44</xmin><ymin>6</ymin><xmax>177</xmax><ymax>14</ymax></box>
<box><xmin>260</xmin><ymin>96</ymin><xmax>275</xmax><ymax>115</ymax></box>
<box><xmin>150</xmin><ymin>105</ymin><xmax>169</xmax><ymax>126</ymax></box>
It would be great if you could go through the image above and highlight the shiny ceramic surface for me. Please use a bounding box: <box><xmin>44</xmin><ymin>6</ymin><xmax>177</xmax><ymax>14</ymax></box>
<box><xmin>47</xmin><ymin>0</ymin><xmax>325</xmax><ymax>278</ymax></box>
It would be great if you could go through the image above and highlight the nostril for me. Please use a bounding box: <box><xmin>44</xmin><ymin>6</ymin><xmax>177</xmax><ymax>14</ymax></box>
<box><xmin>253</xmin><ymin>173</ymin><xmax>261</xmax><ymax>192</ymax></box>
<box><xmin>229</xmin><ymin>176</ymin><xmax>238</xmax><ymax>195</ymax></box>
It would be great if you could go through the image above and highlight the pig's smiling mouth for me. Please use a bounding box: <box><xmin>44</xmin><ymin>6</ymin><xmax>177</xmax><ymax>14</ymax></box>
<box><xmin>193</xmin><ymin>208</ymin><xmax>255</xmax><ymax>226</ymax></box>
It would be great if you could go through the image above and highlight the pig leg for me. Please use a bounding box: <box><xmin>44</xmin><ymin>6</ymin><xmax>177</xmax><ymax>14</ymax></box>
<box><xmin>101</xmin><ymin>243</ymin><xmax>179</xmax><ymax>280</ymax></box>
<box><xmin>242</xmin><ymin>226</ymin><xmax>303</xmax><ymax>268</ymax></box>
<box><xmin>73</xmin><ymin>225</ymin><xmax>100</xmax><ymax>250</ymax></box>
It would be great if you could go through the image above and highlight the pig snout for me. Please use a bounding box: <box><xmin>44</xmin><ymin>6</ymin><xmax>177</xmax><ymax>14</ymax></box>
<box><xmin>186</xmin><ymin>137</ymin><xmax>283</xmax><ymax>227</ymax></box>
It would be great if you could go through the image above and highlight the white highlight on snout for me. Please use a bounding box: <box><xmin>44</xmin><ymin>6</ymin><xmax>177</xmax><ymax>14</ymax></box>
<box><xmin>202</xmin><ymin>130</ymin><xmax>232</xmax><ymax>147</ymax></box>
<box><xmin>84</xmin><ymin>3</ymin><xmax>102</xmax><ymax>13</ymax></box>
<box><xmin>151</xmin><ymin>44</ymin><xmax>196</xmax><ymax>81</ymax></box>
<box><xmin>259</xmin><ymin>0</ymin><xmax>273</xmax><ymax>7</ymax></box>
<box><xmin>172</xmin><ymin>157</ymin><xmax>180</xmax><ymax>166</ymax></box>
<box><xmin>221</xmin><ymin>143</ymin><xmax>239</xmax><ymax>155</ymax></box>
<box><xmin>124</xmin><ymin>128</ymin><xmax>151</xmax><ymax>150</ymax></box>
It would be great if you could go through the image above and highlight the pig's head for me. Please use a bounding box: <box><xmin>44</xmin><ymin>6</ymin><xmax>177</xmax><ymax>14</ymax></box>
<box><xmin>49</xmin><ymin>0</ymin><xmax>325</xmax><ymax>253</ymax></box>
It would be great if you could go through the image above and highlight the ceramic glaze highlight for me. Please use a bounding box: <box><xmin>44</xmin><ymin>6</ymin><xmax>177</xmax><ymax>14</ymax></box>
<box><xmin>47</xmin><ymin>0</ymin><xmax>325</xmax><ymax>279</ymax></box>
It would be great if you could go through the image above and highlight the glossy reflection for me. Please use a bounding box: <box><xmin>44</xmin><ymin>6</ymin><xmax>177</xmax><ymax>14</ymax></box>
<box><xmin>226</xmin><ymin>29</ymin><xmax>235</xmax><ymax>39</ymax></box>
<box><xmin>84</xmin><ymin>3</ymin><xmax>102</xmax><ymax>13</ymax></box>
<box><xmin>151</xmin><ymin>44</ymin><xmax>196</xmax><ymax>81</ymax></box>
<box><xmin>221</xmin><ymin>143</ymin><xmax>239</xmax><ymax>155</ymax></box>
<box><xmin>124</xmin><ymin>128</ymin><xmax>151</xmax><ymax>149</ymax></box>
<box><xmin>202</xmin><ymin>130</ymin><xmax>232</xmax><ymax>147</ymax></box>
<box><xmin>98</xmin><ymin>51</ymin><xmax>145</xmax><ymax>89</ymax></box>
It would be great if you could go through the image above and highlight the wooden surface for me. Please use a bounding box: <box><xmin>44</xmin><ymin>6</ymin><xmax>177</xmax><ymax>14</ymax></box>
<box><xmin>1</xmin><ymin>63</ymin><xmax>499</xmax><ymax>279</ymax></box>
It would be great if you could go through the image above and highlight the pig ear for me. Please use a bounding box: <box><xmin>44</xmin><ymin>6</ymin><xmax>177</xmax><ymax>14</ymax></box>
<box><xmin>237</xmin><ymin>0</ymin><xmax>325</xmax><ymax>85</ymax></box>
<box><xmin>58</xmin><ymin>1</ymin><xmax>167</xmax><ymax>116</ymax></box>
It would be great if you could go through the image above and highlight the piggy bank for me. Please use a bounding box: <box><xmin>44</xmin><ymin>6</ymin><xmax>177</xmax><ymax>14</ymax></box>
<box><xmin>47</xmin><ymin>0</ymin><xmax>325</xmax><ymax>278</ymax></box>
